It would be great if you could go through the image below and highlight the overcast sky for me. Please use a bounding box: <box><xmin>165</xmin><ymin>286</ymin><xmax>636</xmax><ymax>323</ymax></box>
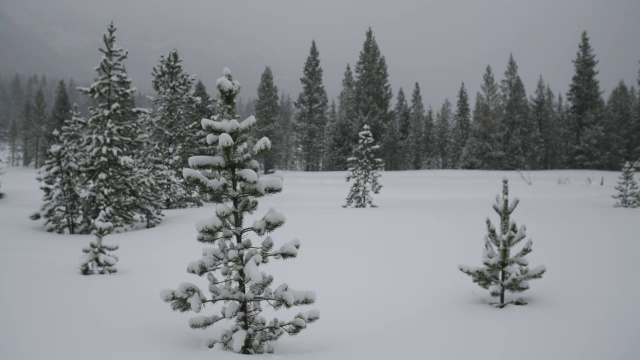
<box><xmin>1</xmin><ymin>0</ymin><xmax>639</xmax><ymax>108</ymax></box>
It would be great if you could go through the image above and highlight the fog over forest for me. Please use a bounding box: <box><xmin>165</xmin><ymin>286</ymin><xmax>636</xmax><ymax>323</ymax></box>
<box><xmin>1</xmin><ymin>0</ymin><xmax>639</xmax><ymax>105</ymax></box>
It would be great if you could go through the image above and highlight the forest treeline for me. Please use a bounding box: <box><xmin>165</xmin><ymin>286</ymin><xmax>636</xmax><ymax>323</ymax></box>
<box><xmin>1</xmin><ymin>29</ymin><xmax>638</xmax><ymax>171</ymax></box>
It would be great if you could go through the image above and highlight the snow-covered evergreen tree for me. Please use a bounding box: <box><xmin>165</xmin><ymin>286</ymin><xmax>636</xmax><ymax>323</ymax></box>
<box><xmin>161</xmin><ymin>68</ymin><xmax>318</xmax><ymax>354</ymax></box>
<box><xmin>80</xmin><ymin>210</ymin><xmax>119</xmax><ymax>275</ymax></box>
<box><xmin>613</xmin><ymin>161</ymin><xmax>640</xmax><ymax>208</ymax></box>
<box><xmin>31</xmin><ymin>105</ymin><xmax>85</xmax><ymax>234</ymax></box>
<box><xmin>459</xmin><ymin>178</ymin><xmax>546</xmax><ymax>307</ymax></box>
<box><xmin>78</xmin><ymin>22</ymin><xmax>162</xmax><ymax>231</ymax></box>
<box><xmin>344</xmin><ymin>125</ymin><xmax>383</xmax><ymax>208</ymax></box>
<box><xmin>149</xmin><ymin>49</ymin><xmax>202</xmax><ymax>209</ymax></box>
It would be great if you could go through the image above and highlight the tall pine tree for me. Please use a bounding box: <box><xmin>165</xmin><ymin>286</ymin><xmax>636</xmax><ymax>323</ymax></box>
<box><xmin>604</xmin><ymin>81</ymin><xmax>635</xmax><ymax>170</ymax></box>
<box><xmin>434</xmin><ymin>99</ymin><xmax>452</xmax><ymax>169</ymax></box>
<box><xmin>353</xmin><ymin>28</ymin><xmax>392</xmax><ymax>145</ymax></box>
<box><xmin>408</xmin><ymin>83</ymin><xmax>426</xmax><ymax>170</ymax></box>
<box><xmin>324</xmin><ymin>64</ymin><xmax>357</xmax><ymax>171</ymax></box>
<box><xmin>277</xmin><ymin>93</ymin><xmax>296</xmax><ymax>170</ymax></box>
<box><xmin>467</xmin><ymin>66</ymin><xmax>503</xmax><ymax>169</ymax></box>
<box><xmin>382</xmin><ymin>88</ymin><xmax>405</xmax><ymax>171</ymax></box>
<box><xmin>149</xmin><ymin>49</ymin><xmax>202</xmax><ymax>209</ymax></box>
<box><xmin>295</xmin><ymin>40</ymin><xmax>328</xmax><ymax>171</ymax></box>
<box><xmin>500</xmin><ymin>54</ymin><xmax>534</xmax><ymax>170</ymax></box>
<box><xmin>46</xmin><ymin>80</ymin><xmax>71</xmax><ymax>159</ymax></box>
<box><xmin>531</xmin><ymin>77</ymin><xmax>558</xmax><ymax>169</ymax></box>
<box><xmin>31</xmin><ymin>87</ymin><xmax>48</xmax><ymax>168</ymax></box>
<box><xmin>452</xmin><ymin>82</ymin><xmax>471</xmax><ymax>168</ymax></box>
<box><xmin>567</xmin><ymin>31</ymin><xmax>605</xmax><ymax>169</ymax></box>
<box><xmin>255</xmin><ymin>67</ymin><xmax>280</xmax><ymax>173</ymax></box>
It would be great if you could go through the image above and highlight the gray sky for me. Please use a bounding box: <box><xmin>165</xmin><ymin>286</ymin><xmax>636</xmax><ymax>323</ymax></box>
<box><xmin>1</xmin><ymin>0</ymin><xmax>639</xmax><ymax>109</ymax></box>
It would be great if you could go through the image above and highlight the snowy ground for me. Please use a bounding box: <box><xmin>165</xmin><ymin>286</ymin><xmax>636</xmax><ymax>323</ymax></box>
<box><xmin>1</xmin><ymin>167</ymin><xmax>638</xmax><ymax>360</ymax></box>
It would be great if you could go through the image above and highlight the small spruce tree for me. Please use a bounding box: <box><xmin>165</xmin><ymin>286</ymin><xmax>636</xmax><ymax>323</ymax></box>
<box><xmin>344</xmin><ymin>125</ymin><xmax>383</xmax><ymax>208</ymax></box>
<box><xmin>459</xmin><ymin>178</ymin><xmax>546</xmax><ymax>307</ymax></box>
<box><xmin>613</xmin><ymin>161</ymin><xmax>640</xmax><ymax>208</ymax></box>
<box><xmin>79</xmin><ymin>210</ymin><xmax>119</xmax><ymax>275</ymax></box>
<box><xmin>161</xmin><ymin>68</ymin><xmax>318</xmax><ymax>354</ymax></box>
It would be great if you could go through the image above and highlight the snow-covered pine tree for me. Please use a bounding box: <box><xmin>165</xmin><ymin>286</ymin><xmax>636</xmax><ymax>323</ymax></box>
<box><xmin>31</xmin><ymin>105</ymin><xmax>85</xmax><ymax>234</ymax></box>
<box><xmin>344</xmin><ymin>124</ymin><xmax>383</xmax><ymax>208</ymax></box>
<box><xmin>459</xmin><ymin>178</ymin><xmax>546</xmax><ymax>307</ymax></box>
<box><xmin>80</xmin><ymin>210</ymin><xmax>119</xmax><ymax>275</ymax></box>
<box><xmin>161</xmin><ymin>68</ymin><xmax>318</xmax><ymax>354</ymax></box>
<box><xmin>613</xmin><ymin>161</ymin><xmax>640</xmax><ymax>208</ymax></box>
<box><xmin>78</xmin><ymin>22</ymin><xmax>162</xmax><ymax>231</ymax></box>
<box><xmin>149</xmin><ymin>49</ymin><xmax>202</xmax><ymax>209</ymax></box>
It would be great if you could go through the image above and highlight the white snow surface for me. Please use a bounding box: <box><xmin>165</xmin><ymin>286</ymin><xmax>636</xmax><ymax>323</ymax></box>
<box><xmin>2</xmin><ymin>168</ymin><xmax>639</xmax><ymax>359</ymax></box>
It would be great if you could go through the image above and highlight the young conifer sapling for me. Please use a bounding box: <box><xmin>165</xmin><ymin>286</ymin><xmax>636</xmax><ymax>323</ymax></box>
<box><xmin>459</xmin><ymin>178</ymin><xmax>546</xmax><ymax>307</ymax></box>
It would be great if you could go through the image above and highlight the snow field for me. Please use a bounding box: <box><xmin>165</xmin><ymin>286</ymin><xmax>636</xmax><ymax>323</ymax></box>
<box><xmin>1</xmin><ymin>168</ymin><xmax>638</xmax><ymax>359</ymax></box>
